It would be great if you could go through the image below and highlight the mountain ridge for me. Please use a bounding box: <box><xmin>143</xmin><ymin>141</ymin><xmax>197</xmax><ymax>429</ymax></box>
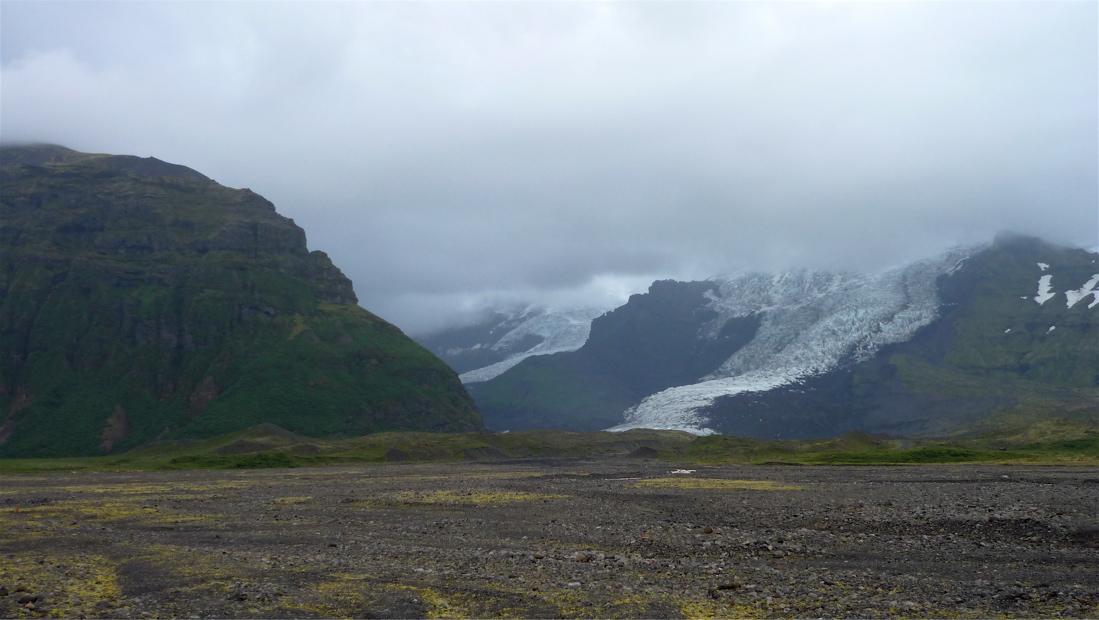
<box><xmin>435</xmin><ymin>235</ymin><xmax>1097</xmax><ymax>437</ymax></box>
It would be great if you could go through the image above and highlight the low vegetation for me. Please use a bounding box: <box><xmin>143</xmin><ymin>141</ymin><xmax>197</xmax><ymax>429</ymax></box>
<box><xmin>1</xmin><ymin>417</ymin><xmax>1095</xmax><ymax>474</ymax></box>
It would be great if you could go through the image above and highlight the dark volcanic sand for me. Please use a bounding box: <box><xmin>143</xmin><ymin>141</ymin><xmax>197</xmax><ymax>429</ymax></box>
<box><xmin>1</xmin><ymin>461</ymin><xmax>1097</xmax><ymax>618</ymax></box>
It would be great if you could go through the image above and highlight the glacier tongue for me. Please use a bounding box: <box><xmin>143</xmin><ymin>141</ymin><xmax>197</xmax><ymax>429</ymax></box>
<box><xmin>459</xmin><ymin>306</ymin><xmax>608</xmax><ymax>383</ymax></box>
<box><xmin>609</xmin><ymin>246</ymin><xmax>981</xmax><ymax>435</ymax></box>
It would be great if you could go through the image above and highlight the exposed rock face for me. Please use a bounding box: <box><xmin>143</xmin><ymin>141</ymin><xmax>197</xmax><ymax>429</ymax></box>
<box><xmin>100</xmin><ymin>405</ymin><xmax>130</xmax><ymax>451</ymax></box>
<box><xmin>0</xmin><ymin>145</ymin><xmax>482</xmax><ymax>457</ymax></box>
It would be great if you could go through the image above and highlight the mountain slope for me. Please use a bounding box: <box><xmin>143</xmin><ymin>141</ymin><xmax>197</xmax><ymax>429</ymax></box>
<box><xmin>469</xmin><ymin>280</ymin><xmax>762</xmax><ymax>431</ymax></box>
<box><xmin>417</xmin><ymin>304</ymin><xmax>611</xmax><ymax>383</ymax></box>
<box><xmin>685</xmin><ymin>234</ymin><xmax>1098</xmax><ymax>438</ymax></box>
<box><xmin>0</xmin><ymin>145</ymin><xmax>482</xmax><ymax>457</ymax></box>
<box><xmin>473</xmin><ymin>235</ymin><xmax>1097</xmax><ymax>437</ymax></box>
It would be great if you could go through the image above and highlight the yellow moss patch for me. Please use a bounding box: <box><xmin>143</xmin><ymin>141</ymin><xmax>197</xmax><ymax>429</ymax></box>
<box><xmin>430</xmin><ymin>580</ymin><xmax>580</xmax><ymax>617</ymax></box>
<box><xmin>287</xmin><ymin>314</ymin><xmax>309</xmax><ymax>340</ymax></box>
<box><xmin>393</xmin><ymin>490</ymin><xmax>567</xmax><ymax>505</ymax></box>
<box><xmin>127</xmin><ymin>544</ymin><xmax>251</xmax><ymax>582</ymax></box>
<box><xmin>0</xmin><ymin>482</ymin><xmax>245</xmax><ymax>496</ymax></box>
<box><xmin>29</xmin><ymin>481</ymin><xmax>252</xmax><ymax>495</ymax></box>
<box><xmin>304</xmin><ymin>573</ymin><xmax>446</xmax><ymax>618</ymax></box>
<box><xmin>462</xmin><ymin>471</ymin><xmax>546</xmax><ymax>480</ymax></box>
<box><xmin>0</xmin><ymin>552</ymin><xmax>124</xmax><ymax>618</ymax></box>
<box><xmin>632</xmin><ymin>478</ymin><xmax>803</xmax><ymax>490</ymax></box>
<box><xmin>4</xmin><ymin>497</ymin><xmax>219</xmax><ymax>526</ymax></box>
<box><xmin>270</xmin><ymin>496</ymin><xmax>313</xmax><ymax>504</ymax></box>
<box><xmin>681</xmin><ymin>598</ymin><xmax>765</xmax><ymax>619</ymax></box>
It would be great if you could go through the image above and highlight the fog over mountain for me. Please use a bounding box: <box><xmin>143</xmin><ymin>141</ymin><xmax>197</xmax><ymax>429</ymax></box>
<box><xmin>2</xmin><ymin>2</ymin><xmax>1095</xmax><ymax>334</ymax></box>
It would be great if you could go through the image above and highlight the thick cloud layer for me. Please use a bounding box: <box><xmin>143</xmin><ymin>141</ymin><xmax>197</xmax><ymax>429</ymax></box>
<box><xmin>3</xmin><ymin>2</ymin><xmax>1096</xmax><ymax>334</ymax></box>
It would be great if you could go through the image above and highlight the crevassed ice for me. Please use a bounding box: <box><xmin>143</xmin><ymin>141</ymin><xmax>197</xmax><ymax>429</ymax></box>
<box><xmin>459</xmin><ymin>306</ymin><xmax>608</xmax><ymax>383</ymax></box>
<box><xmin>609</xmin><ymin>245</ymin><xmax>982</xmax><ymax>435</ymax></box>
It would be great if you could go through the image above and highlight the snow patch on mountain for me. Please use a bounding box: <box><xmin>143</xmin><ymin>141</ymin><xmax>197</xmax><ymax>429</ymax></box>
<box><xmin>1034</xmin><ymin>275</ymin><xmax>1055</xmax><ymax>305</ymax></box>
<box><xmin>1065</xmin><ymin>274</ymin><xmax>1099</xmax><ymax>309</ymax></box>
<box><xmin>609</xmin><ymin>246</ymin><xmax>981</xmax><ymax>435</ymax></box>
<box><xmin>459</xmin><ymin>306</ymin><xmax>609</xmax><ymax>383</ymax></box>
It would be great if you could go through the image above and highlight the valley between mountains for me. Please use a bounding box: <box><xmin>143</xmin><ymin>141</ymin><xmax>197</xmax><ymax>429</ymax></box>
<box><xmin>3</xmin><ymin>145</ymin><xmax>1095</xmax><ymax>456</ymax></box>
<box><xmin>1</xmin><ymin>146</ymin><xmax>1097</xmax><ymax>619</ymax></box>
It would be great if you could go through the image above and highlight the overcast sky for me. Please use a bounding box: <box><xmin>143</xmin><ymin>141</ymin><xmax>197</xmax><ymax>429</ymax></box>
<box><xmin>2</xmin><ymin>1</ymin><xmax>1096</xmax><ymax>334</ymax></box>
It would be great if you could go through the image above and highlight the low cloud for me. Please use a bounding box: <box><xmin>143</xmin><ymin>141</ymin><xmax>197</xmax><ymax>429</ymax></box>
<box><xmin>3</xmin><ymin>2</ymin><xmax>1095</xmax><ymax>334</ymax></box>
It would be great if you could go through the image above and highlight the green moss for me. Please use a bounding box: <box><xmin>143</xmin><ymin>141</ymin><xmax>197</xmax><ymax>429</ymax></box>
<box><xmin>165</xmin><ymin>452</ymin><xmax>299</xmax><ymax>470</ymax></box>
<box><xmin>806</xmin><ymin>447</ymin><xmax>1021</xmax><ymax>464</ymax></box>
<box><xmin>0</xmin><ymin>145</ymin><xmax>482</xmax><ymax>458</ymax></box>
<box><xmin>1</xmin><ymin>419</ymin><xmax>1095</xmax><ymax>473</ymax></box>
<box><xmin>935</xmin><ymin>238</ymin><xmax>1098</xmax><ymax>387</ymax></box>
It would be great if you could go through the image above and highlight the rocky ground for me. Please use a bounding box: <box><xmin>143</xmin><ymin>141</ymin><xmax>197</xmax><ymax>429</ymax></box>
<box><xmin>1</xmin><ymin>460</ymin><xmax>1097</xmax><ymax>618</ymax></box>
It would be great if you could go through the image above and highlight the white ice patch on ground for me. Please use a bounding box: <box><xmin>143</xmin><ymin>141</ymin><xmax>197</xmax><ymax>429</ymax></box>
<box><xmin>1038</xmin><ymin>263</ymin><xmax>1050</xmax><ymax>271</ymax></box>
<box><xmin>1034</xmin><ymin>275</ymin><xmax>1055</xmax><ymax>305</ymax></box>
<box><xmin>609</xmin><ymin>245</ymin><xmax>982</xmax><ymax>435</ymax></box>
<box><xmin>459</xmin><ymin>306</ymin><xmax>608</xmax><ymax>383</ymax></box>
<box><xmin>1065</xmin><ymin>274</ymin><xmax>1099</xmax><ymax>309</ymax></box>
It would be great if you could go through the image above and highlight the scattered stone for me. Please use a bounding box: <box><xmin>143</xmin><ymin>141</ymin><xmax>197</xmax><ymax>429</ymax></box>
<box><xmin>2</xmin><ymin>463</ymin><xmax>1094</xmax><ymax>618</ymax></box>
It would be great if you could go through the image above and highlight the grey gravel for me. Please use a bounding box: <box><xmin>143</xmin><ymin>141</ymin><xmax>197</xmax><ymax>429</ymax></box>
<box><xmin>0</xmin><ymin>461</ymin><xmax>1097</xmax><ymax>618</ymax></box>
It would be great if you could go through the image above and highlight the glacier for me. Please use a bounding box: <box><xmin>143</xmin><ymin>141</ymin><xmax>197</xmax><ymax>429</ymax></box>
<box><xmin>608</xmin><ymin>246</ymin><xmax>982</xmax><ymax>435</ymax></box>
<box><xmin>459</xmin><ymin>305</ymin><xmax>610</xmax><ymax>383</ymax></box>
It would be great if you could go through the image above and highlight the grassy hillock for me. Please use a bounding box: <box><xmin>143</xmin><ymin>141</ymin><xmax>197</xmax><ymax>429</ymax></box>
<box><xmin>0</xmin><ymin>424</ymin><xmax>698</xmax><ymax>473</ymax></box>
<box><xmin>680</xmin><ymin>422</ymin><xmax>1099</xmax><ymax>466</ymax></box>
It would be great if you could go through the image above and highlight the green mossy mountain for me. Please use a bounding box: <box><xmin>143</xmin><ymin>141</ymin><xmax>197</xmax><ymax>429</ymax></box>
<box><xmin>0</xmin><ymin>145</ymin><xmax>482</xmax><ymax>457</ymax></box>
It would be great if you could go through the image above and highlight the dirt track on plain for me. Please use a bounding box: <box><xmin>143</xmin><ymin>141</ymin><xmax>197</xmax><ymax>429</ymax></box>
<box><xmin>1</xmin><ymin>460</ymin><xmax>1097</xmax><ymax>618</ymax></box>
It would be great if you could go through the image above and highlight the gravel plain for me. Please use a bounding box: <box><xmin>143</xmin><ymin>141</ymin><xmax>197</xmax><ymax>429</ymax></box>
<box><xmin>1</xmin><ymin>460</ymin><xmax>1097</xmax><ymax>618</ymax></box>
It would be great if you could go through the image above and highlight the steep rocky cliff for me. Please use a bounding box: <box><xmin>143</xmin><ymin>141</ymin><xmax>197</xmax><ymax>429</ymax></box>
<box><xmin>0</xmin><ymin>145</ymin><xmax>482</xmax><ymax>457</ymax></box>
